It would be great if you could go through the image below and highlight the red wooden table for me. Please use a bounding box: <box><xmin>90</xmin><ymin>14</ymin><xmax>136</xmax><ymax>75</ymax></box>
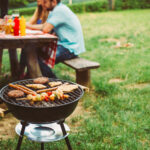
<box><xmin>0</xmin><ymin>33</ymin><xmax>58</xmax><ymax>78</ymax></box>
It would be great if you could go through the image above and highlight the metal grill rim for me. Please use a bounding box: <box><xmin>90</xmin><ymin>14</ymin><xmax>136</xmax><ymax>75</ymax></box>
<box><xmin>0</xmin><ymin>78</ymin><xmax>84</xmax><ymax>109</ymax></box>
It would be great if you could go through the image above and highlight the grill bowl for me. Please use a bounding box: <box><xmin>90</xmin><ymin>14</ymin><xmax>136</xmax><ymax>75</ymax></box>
<box><xmin>0</xmin><ymin>78</ymin><xmax>84</xmax><ymax>123</ymax></box>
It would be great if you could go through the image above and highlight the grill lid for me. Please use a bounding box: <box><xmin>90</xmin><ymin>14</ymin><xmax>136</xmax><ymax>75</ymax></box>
<box><xmin>0</xmin><ymin>78</ymin><xmax>84</xmax><ymax>108</ymax></box>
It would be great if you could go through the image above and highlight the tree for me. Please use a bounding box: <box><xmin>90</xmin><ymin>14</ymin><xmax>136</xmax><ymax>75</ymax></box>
<box><xmin>69</xmin><ymin>0</ymin><xmax>72</xmax><ymax>5</ymax></box>
<box><xmin>108</xmin><ymin>0</ymin><xmax>115</xmax><ymax>10</ymax></box>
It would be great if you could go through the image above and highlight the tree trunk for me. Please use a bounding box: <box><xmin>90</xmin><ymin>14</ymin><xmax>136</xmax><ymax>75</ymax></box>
<box><xmin>112</xmin><ymin>0</ymin><xmax>115</xmax><ymax>10</ymax></box>
<box><xmin>108</xmin><ymin>0</ymin><xmax>115</xmax><ymax>10</ymax></box>
<box><xmin>0</xmin><ymin>0</ymin><xmax>9</xmax><ymax>18</ymax></box>
<box><xmin>69</xmin><ymin>0</ymin><xmax>72</xmax><ymax>5</ymax></box>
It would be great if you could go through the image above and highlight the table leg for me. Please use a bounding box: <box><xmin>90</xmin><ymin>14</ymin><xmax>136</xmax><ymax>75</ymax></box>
<box><xmin>26</xmin><ymin>46</ymin><xmax>42</xmax><ymax>78</ymax></box>
<box><xmin>8</xmin><ymin>49</ymin><xmax>19</xmax><ymax>78</ymax></box>
<box><xmin>0</xmin><ymin>49</ymin><xmax>3</xmax><ymax>74</ymax></box>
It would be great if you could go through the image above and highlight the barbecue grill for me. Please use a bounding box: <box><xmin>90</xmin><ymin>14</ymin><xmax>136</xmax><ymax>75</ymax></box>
<box><xmin>0</xmin><ymin>78</ymin><xmax>84</xmax><ymax>150</ymax></box>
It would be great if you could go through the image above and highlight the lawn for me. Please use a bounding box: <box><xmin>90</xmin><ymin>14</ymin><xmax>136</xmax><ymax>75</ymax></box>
<box><xmin>0</xmin><ymin>9</ymin><xmax>150</xmax><ymax>150</ymax></box>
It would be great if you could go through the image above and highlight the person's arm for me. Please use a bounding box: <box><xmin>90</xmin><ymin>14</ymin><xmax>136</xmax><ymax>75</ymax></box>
<box><xmin>42</xmin><ymin>22</ymin><xmax>54</xmax><ymax>33</ymax></box>
<box><xmin>26</xmin><ymin>23</ymin><xmax>43</xmax><ymax>30</ymax></box>
<box><xmin>28</xmin><ymin>8</ymin><xmax>38</xmax><ymax>25</ymax></box>
<box><xmin>26</xmin><ymin>22</ymin><xmax>54</xmax><ymax>33</ymax></box>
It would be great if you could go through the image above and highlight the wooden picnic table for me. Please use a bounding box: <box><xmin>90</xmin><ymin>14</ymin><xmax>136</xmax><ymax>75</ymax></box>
<box><xmin>0</xmin><ymin>33</ymin><xmax>58</xmax><ymax>78</ymax></box>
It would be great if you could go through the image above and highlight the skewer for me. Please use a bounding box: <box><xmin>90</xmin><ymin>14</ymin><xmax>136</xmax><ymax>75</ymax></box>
<box><xmin>16</xmin><ymin>98</ymin><xmax>30</xmax><ymax>101</ymax></box>
<box><xmin>37</xmin><ymin>87</ymin><xmax>58</xmax><ymax>93</ymax></box>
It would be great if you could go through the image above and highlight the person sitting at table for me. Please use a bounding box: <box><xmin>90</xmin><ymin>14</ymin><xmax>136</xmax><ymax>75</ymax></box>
<box><xmin>26</xmin><ymin>0</ymin><xmax>86</xmax><ymax>78</ymax></box>
<box><xmin>19</xmin><ymin>0</ymin><xmax>53</xmax><ymax>79</ymax></box>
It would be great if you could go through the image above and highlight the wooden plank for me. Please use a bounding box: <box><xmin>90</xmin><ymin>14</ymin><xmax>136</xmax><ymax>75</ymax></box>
<box><xmin>0</xmin><ymin>37</ymin><xmax>57</xmax><ymax>49</ymax></box>
<box><xmin>8</xmin><ymin>49</ymin><xmax>19</xmax><ymax>78</ymax></box>
<box><xmin>0</xmin><ymin>49</ymin><xmax>3</xmax><ymax>74</ymax></box>
<box><xmin>63</xmin><ymin>57</ymin><xmax>100</xmax><ymax>71</ymax></box>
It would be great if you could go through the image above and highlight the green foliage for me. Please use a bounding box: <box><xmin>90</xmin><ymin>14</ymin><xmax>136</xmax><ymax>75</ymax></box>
<box><xmin>9</xmin><ymin>7</ymin><xmax>36</xmax><ymax>16</ymax></box>
<box><xmin>68</xmin><ymin>0</ymin><xmax>150</xmax><ymax>13</ymax></box>
<box><xmin>115</xmin><ymin>0</ymin><xmax>150</xmax><ymax>10</ymax></box>
<box><xmin>68</xmin><ymin>0</ymin><xmax>108</xmax><ymax>13</ymax></box>
<box><xmin>9</xmin><ymin>0</ymin><xmax>29</xmax><ymax>8</ymax></box>
<box><xmin>8</xmin><ymin>0</ymin><xmax>150</xmax><ymax>14</ymax></box>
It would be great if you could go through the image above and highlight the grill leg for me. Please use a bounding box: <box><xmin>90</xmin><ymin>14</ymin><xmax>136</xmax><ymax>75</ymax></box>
<box><xmin>59</xmin><ymin>122</ymin><xmax>72</xmax><ymax>150</ymax></box>
<box><xmin>41</xmin><ymin>143</ymin><xmax>44</xmax><ymax>150</ymax></box>
<box><xmin>16</xmin><ymin>121</ymin><xmax>28</xmax><ymax>150</ymax></box>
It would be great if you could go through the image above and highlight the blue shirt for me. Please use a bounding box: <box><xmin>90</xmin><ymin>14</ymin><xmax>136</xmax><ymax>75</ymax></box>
<box><xmin>47</xmin><ymin>3</ymin><xmax>85</xmax><ymax>55</ymax></box>
<box><xmin>37</xmin><ymin>19</ymin><xmax>42</xmax><ymax>24</ymax></box>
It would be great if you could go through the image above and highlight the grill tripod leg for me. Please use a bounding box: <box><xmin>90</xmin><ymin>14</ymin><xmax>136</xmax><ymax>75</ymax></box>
<box><xmin>16</xmin><ymin>121</ymin><xmax>28</xmax><ymax>150</ymax></box>
<box><xmin>59</xmin><ymin>122</ymin><xmax>72</xmax><ymax>150</ymax></box>
<box><xmin>41</xmin><ymin>143</ymin><xmax>44</xmax><ymax>150</ymax></box>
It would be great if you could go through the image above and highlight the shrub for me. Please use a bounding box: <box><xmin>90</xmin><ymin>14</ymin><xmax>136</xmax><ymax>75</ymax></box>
<box><xmin>9</xmin><ymin>0</ymin><xmax>29</xmax><ymax>8</ymax></box>
<box><xmin>68</xmin><ymin>1</ymin><xmax>108</xmax><ymax>13</ymax></box>
<box><xmin>115</xmin><ymin>0</ymin><xmax>150</xmax><ymax>10</ymax></box>
<box><xmin>9</xmin><ymin>7</ymin><xmax>36</xmax><ymax>16</ymax></box>
<box><xmin>8</xmin><ymin>0</ymin><xmax>150</xmax><ymax>15</ymax></box>
<box><xmin>69</xmin><ymin>3</ymin><xmax>85</xmax><ymax>13</ymax></box>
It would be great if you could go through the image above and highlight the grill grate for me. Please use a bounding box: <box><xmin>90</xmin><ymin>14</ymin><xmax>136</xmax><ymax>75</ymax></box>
<box><xmin>0</xmin><ymin>79</ymin><xmax>84</xmax><ymax>108</ymax></box>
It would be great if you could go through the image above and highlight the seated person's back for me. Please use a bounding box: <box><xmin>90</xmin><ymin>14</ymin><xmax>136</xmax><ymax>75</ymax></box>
<box><xmin>46</xmin><ymin>2</ymin><xmax>85</xmax><ymax>55</ymax></box>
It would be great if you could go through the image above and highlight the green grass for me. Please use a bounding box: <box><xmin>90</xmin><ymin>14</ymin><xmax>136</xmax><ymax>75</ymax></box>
<box><xmin>0</xmin><ymin>9</ymin><xmax>150</xmax><ymax>149</ymax></box>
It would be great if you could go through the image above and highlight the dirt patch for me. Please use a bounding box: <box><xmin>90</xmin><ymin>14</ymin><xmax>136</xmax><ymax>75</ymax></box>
<box><xmin>124</xmin><ymin>83</ymin><xmax>149</xmax><ymax>89</ymax></box>
<box><xmin>0</xmin><ymin>104</ymin><xmax>19</xmax><ymax>140</ymax></box>
<box><xmin>0</xmin><ymin>114</ymin><xmax>19</xmax><ymax>140</ymax></box>
<box><xmin>99</xmin><ymin>37</ymin><xmax>134</xmax><ymax>49</ymax></box>
<box><xmin>109</xmin><ymin>78</ymin><xmax>125</xmax><ymax>84</ymax></box>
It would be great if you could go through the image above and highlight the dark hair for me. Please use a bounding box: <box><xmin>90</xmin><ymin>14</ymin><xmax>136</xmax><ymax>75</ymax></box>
<box><xmin>37</xmin><ymin>5</ymin><xmax>42</xmax><ymax>21</ymax></box>
<box><xmin>49</xmin><ymin>0</ymin><xmax>61</xmax><ymax>4</ymax></box>
<box><xmin>36</xmin><ymin>5</ymin><xmax>49</xmax><ymax>23</ymax></box>
<box><xmin>57</xmin><ymin>0</ymin><xmax>61</xmax><ymax>3</ymax></box>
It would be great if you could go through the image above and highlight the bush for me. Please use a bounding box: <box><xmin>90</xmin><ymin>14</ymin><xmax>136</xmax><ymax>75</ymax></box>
<box><xmin>9</xmin><ymin>0</ymin><xmax>29</xmax><ymax>8</ymax></box>
<box><xmin>115</xmin><ymin>0</ymin><xmax>150</xmax><ymax>10</ymax></box>
<box><xmin>68</xmin><ymin>0</ymin><xmax>108</xmax><ymax>13</ymax></box>
<box><xmin>9</xmin><ymin>7</ymin><xmax>36</xmax><ymax>16</ymax></box>
<box><xmin>85</xmin><ymin>1</ymin><xmax>108</xmax><ymax>12</ymax></box>
<box><xmin>8</xmin><ymin>0</ymin><xmax>150</xmax><ymax>15</ymax></box>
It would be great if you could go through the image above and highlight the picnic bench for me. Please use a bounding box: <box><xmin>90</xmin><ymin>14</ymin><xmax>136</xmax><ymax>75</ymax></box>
<box><xmin>63</xmin><ymin>57</ymin><xmax>100</xmax><ymax>87</ymax></box>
